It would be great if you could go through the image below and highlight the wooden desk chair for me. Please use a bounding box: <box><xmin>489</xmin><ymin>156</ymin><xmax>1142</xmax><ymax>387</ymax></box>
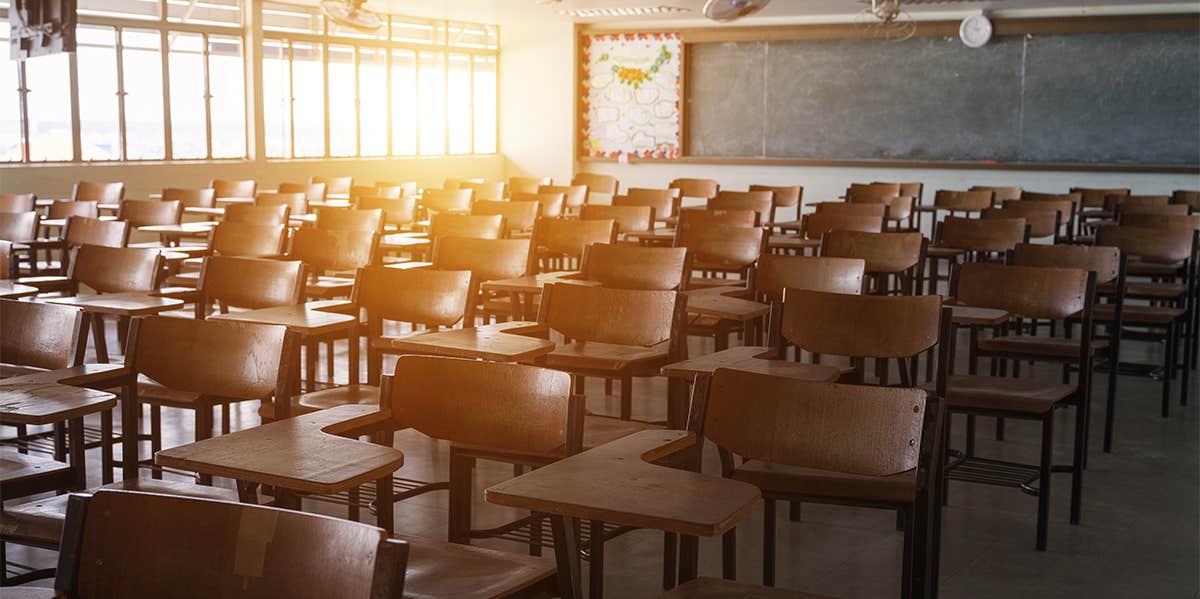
<box><xmin>539</xmin><ymin>184</ymin><xmax>588</xmax><ymax>214</ymax></box>
<box><xmin>47</xmin><ymin>200</ymin><xmax>99</xmax><ymax>221</ymax></box>
<box><xmin>1094</xmin><ymin>225</ymin><xmax>1195</xmax><ymax>411</ymax></box>
<box><xmin>580</xmin><ymin>243</ymin><xmax>688</xmax><ymax>292</ymax></box>
<box><xmin>224</xmin><ymin>202</ymin><xmax>289</xmax><ymax>226</ymax></box>
<box><xmin>161</xmin><ymin>187</ymin><xmax>216</xmax><ymax>209</ymax></box>
<box><xmin>31</xmin><ymin>217</ymin><xmax>131</xmax><ymax>279</ymax></box>
<box><xmin>848</xmin><ymin>182</ymin><xmax>915</xmax><ymax>231</ymax></box>
<box><xmin>813</xmin><ymin>201</ymin><xmax>888</xmax><ymax>219</ymax></box>
<box><xmin>256</xmin><ymin>191</ymin><xmax>308</xmax><ymax>216</ymax></box>
<box><xmin>378</xmin><ymin>181</ymin><xmax>418</xmax><ymax>198</ymax></box>
<box><xmin>1011</xmin><ymin>243</ymin><xmax>1125</xmax><ymax>454</ymax></box>
<box><xmin>432</xmin><ymin>236</ymin><xmax>533</xmax><ymax>323</ymax></box>
<box><xmin>290</xmin><ymin>227</ymin><xmax>378</xmax><ymax>300</ymax></box>
<box><xmin>1119</xmin><ymin>203</ymin><xmax>1190</xmax><ymax>217</ymax></box>
<box><xmin>1072</xmin><ymin>186</ymin><xmax>1129</xmax><ymax>212</ymax></box>
<box><xmin>512</xmin><ymin>191</ymin><xmax>566</xmax><ymax>218</ymax></box>
<box><xmin>473</xmin><ymin>200</ymin><xmax>540</xmax><ymax>236</ymax></box>
<box><xmin>969</xmin><ymin>185</ymin><xmax>1021</xmax><ymax>203</ymax></box>
<box><xmin>167</xmin><ymin>222</ymin><xmax>289</xmax><ymax>287</ymax></box>
<box><xmin>675</xmin><ymin>222</ymin><xmax>766</xmax><ymax>292</ymax></box>
<box><xmin>531</xmin><ymin>216</ymin><xmax>615</xmax><ymax>272</ymax></box>
<box><xmin>925</xmin><ymin>216</ymin><xmax>1029</xmax><ymax>295</ymax></box>
<box><xmin>429</xmin><ymin>213</ymin><xmax>505</xmax><ymax>241</ymax></box>
<box><xmin>462</xmin><ymin>180</ymin><xmax>506</xmax><ymax>202</ymax></box>
<box><xmin>929</xmin><ymin>189</ymin><xmax>995</xmax><ymax>217</ymax></box>
<box><xmin>72</xmin><ymin>182</ymin><xmax>124</xmax><ymax>203</ymax></box>
<box><xmin>126</xmin><ymin>315</ymin><xmax>297</xmax><ymax>481</ymax></box>
<box><xmin>443</xmin><ymin>177</ymin><xmax>485</xmax><ymax>190</ymax></box>
<box><xmin>293</xmin><ymin>265</ymin><xmax>475</xmax><ymax>417</ymax></box>
<box><xmin>1171</xmin><ymin>189</ymin><xmax>1200</xmax><ymax>212</ymax></box>
<box><xmin>1110</xmin><ymin>194</ymin><xmax>1171</xmax><ymax>221</ymax></box>
<box><xmin>708</xmin><ymin>190</ymin><xmax>773</xmax><ymax>227</ymax></box>
<box><xmin>358</xmin><ymin>195</ymin><xmax>417</xmax><ymax>232</ymax></box>
<box><xmin>315</xmin><ymin>206</ymin><xmax>384</xmax><ymax>233</ymax></box>
<box><xmin>580</xmin><ymin>204</ymin><xmax>653</xmax><ymax>239</ymax></box>
<box><xmin>509</xmin><ymin>175</ymin><xmax>553</xmax><ymax>196</ymax></box>
<box><xmin>51</xmin><ymin>490</ymin><xmax>408</xmax><ymax>597</ymax></box>
<box><xmin>117</xmin><ymin>199</ymin><xmax>183</xmax><ymax>248</ymax></box>
<box><xmin>193</xmin><ymin>256</ymin><xmax>306</xmax><ymax>319</ymax></box>
<box><xmin>669</xmin><ymin>178</ymin><xmax>720</xmax><ymax>202</ymax></box>
<box><xmin>847</xmin><ymin>182</ymin><xmax>901</xmax><ymax>201</ymax></box>
<box><xmin>209</xmin><ymin>178</ymin><xmax>256</xmax><ymax>198</ymax></box>
<box><xmin>351</xmin><ymin>184</ymin><xmax>402</xmax><ymax>202</ymax></box>
<box><xmin>0</xmin><ymin>211</ymin><xmax>39</xmax><ymax>244</ymax></box>
<box><xmin>311</xmin><ymin>175</ymin><xmax>353</xmax><ymax>196</ymax></box>
<box><xmin>750</xmin><ymin>184</ymin><xmax>803</xmax><ymax>229</ymax></box>
<box><xmin>533</xmin><ymin>283</ymin><xmax>689</xmax><ymax>426</ymax></box>
<box><xmin>943</xmin><ymin>262</ymin><xmax>1095</xmax><ymax>550</ymax></box>
<box><xmin>616</xmin><ymin>188</ymin><xmax>677</xmax><ymax>225</ymax></box>
<box><xmin>573</xmin><ymin>172</ymin><xmax>620</xmax><ymax>205</ymax></box>
<box><xmin>677</xmin><ymin>207</ymin><xmax>757</xmax><ymax>229</ymax></box>
<box><xmin>754</xmin><ymin>255</ymin><xmax>865</xmax><ymax>307</ymax></box>
<box><xmin>279</xmin><ymin>181</ymin><xmax>327</xmax><ymax>202</ymax></box>
<box><xmin>984</xmin><ymin>202</ymin><xmax>1065</xmax><ymax>243</ymax></box>
<box><xmin>820</xmin><ymin>230</ymin><xmax>926</xmax><ymax>295</ymax></box>
<box><xmin>690</xmin><ymin>369</ymin><xmax>944</xmax><ymax>597</ymax></box>
<box><xmin>1021</xmin><ymin>191</ymin><xmax>1082</xmax><ymax>234</ymax></box>
<box><xmin>0</xmin><ymin>194</ymin><xmax>35</xmax><ymax>213</ymax></box>
<box><xmin>796</xmin><ymin>213</ymin><xmax>886</xmax><ymax>256</ymax></box>
<box><xmin>422</xmin><ymin>188</ymin><xmax>474</xmax><ymax>219</ymax></box>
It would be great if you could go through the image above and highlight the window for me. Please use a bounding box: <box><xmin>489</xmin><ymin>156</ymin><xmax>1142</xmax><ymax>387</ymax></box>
<box><xmin>122</xmin><ymin>29</ymin><xmax>165</xmax><ymax>159</ymax></box>
<box><xmin>24</xmin><ymin>52</ymin><xmax>73</xmax><ymax>162</ymax></box>
<box><xmin>168</xmin><ymin>32</ymin><xmax>248</xmax><ymax>160</ymax></box>
<box><xmin>208</xmin><ymin>36</ymin><xmax>246</xmax><ymax>158</ymax></box>
<box><xmin>359</xmin><ymin>47</ymin><xmax>388</xmax><ymax>156</ymax></box>
<box><xmin>390</xmin><ymin>49</ymin><xmax>418</xmax><ymax>156</ymax></box>
<box><xmin>169</xmin><ymin>33</ymin><xmax>208</xmax><ymax>159</ymax></box>
<box><xmin>291</xmin><ymin>43</ymin><xmax>325</xmax><ymax>158</ymax></box>
<box><xmin>77</xmin><ymin>26</ymin><xmax>120</xmax><ymax>161</ymax></box>
<box><xmin>328</xmin><ymin>44</ymin><xmax>357</xmax><ymax>157</ymax></box>
<box><xmin>0</xmin><ymin>28</ymin><xmax>20</xmax><ymax>161</ymax></box>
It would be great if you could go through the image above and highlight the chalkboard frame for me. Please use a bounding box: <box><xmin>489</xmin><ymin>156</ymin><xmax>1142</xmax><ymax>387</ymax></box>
<box><xmin>576</xmin><ymin>14</ymin><xmax>1200</xmax><ymax>174</ymax></box>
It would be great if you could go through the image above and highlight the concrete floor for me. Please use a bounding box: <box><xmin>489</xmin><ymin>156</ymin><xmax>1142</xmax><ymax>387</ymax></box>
<box><xmin>4</xmin><ymin>317</ymin><xmax>1198</xmax><ymax>598</ymax></box>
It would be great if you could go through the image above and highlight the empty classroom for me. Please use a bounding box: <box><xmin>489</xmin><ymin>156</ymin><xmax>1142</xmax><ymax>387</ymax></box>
<box><xmin>1</xmin><ymin>0</ymin><xmax>1197</xmax><ymax>597</ymax></box>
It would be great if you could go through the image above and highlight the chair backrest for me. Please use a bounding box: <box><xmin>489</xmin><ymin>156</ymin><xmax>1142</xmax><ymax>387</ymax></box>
<box><xmin>311</xmin><ymin>175</ymin><xmax>353</xmax><ymax>195</ymax></box>
<box><xmin>532</xmin><ymin>217</ymin><xmax>615</xmax><ymax>260</ymax></box>
<box><xmin>1171</xmin><ymin>189</ymin><xmax>1200</xmax><ymax>211</ymax></box>
<box><xmin>669</xmin><ymin>178</ymin><xmax>720</xmax><ymax>200</ymax></box>
<box><xmin>386</xmin><ymin>356</ymin><xmax>576</xmax><ymax>459</ymax></box>
<box><xmin>580</xmin><ymin>204</ymin><xmax>654</xmax><ymax>234</ymax></box>
<box><xmin>63</xmin><ymin>216</ymin><xmax>130</xmax><ymax>248</ymax></box>
<box><xmin>539</xmin><ymin>184</ymin><xmax>588</xmax><ymax>210</ymax></box>
<box><xmin>754</xmin><ymin>254</ymin><xmax>865</xmax><ymax>302</ymax></box>
<box><xmin>983</xmin><ymin>204</ymin><xmax>1061</xmax><ymax>239</ymax></box>
<box><xmin>1114</xmin><ymin>194</ymin><xmax>1171</xmax><ymax>214</ymax></box>
<box><xmin>616</xmin><ymin>188</ymin><xmax>676</xmax><ymax>220</ymax></box>
<box><xmin>429</xmin><ymin>213</ymin><xmax>504</xmax><ymax>240</ymax></box>
<box><xmin>1119</xmin><ymin>213</ymin><xmax>1200</xmax><ymax>231</ymax></box>
<box><xmin>677</xmin><ymin>207</ymin><xmax>757</xmax><ymax>228</ymax></box>
<box><xmin>209</xmin><ymin>179</ymin><xmax>256</xmax><ymax>198</ymax></box>
<box><xmin>1071</xmin><ymin>186</ymin><xmax>1129</xmax><ymax>209</ymax></box>
<box><xmin>800</xmin><ymin>212</ymin><xmax>885</xmax><ymax>239</ymax></box>
<box><xmin>0</xmin><ymin>211</ymin><xmax>40</xmax><ymax>242</ymax></box>
<box><xmin>541</xmin><ymin>283</ymin><xmax>681</xmax><ymax>347</ymax></box>
<box><xmin>1095</xmin><ymin>225</ymin><xmax>1195</xmax><ymax>264</ymax></box>
<box><xmin>512</xmin><ymin>191</ymin><xmax>565</xmax><ymax>218</ymax></box>
<box><xmin>356</xmin><ymin>265</ymin><xmax>474</xmax><ymax>327</ymax></box>
<box><xmin>0</xmin><ymin>193</ymin><xmax>35</xmax><ymax>212</ymax></box>
<box><xmin>1011</xmin><ymin>243</ymin><xmax>1121</xmax><ymax>285</ymax></box>
<box><xmin>0</xmin><ymin>299</ymin><xmax>82</xmax><ymax>369</ymax></box>
<box><xmin>444</xmin><ymin>177</ymin><xmax>485</xmax><ymax>190</ymax></box>
<box><xmin>969</xmin><ymin>185</ymin><xmax>1021</xmax><ymax>202</ymax></box>
<box><xmin>316</xmin><ymin>207</ymin><xmax>384</xmax><ymax>233</ymax></box>
<box><xmin>821</xmin><ymin>230</ymin><xmax>924</xmax><ymax>275</ymax></box>
<box><xmin>209</xmin><ymin>221</ymin><xmax>288</xmax><ymax>257</ymax></box>
<box><xmin>198</xmin><ymin>256</ymin><xmax>306</xmax><ymax>313</ymax></box>
<box><xmin>675</xmin><ymin>223</ymin><xmax>765</xmax><ymax>272</ymax></box>
<box><xmin>257</xmin><ymin>192</ymin><xmax>308</xmax><ymax>216</ymax></box>
<box><xmin>579</xmin><ymin>244</ymin><xmax>688</xmax><ymax>291</ymax></box>
<box><xmin>814</xmin><ymin>201</ymin><xmax>887</xmax><ymax>218</ymax></box>
<box><xmin>118</xmin><ymin>200</ymin><xmax>182</xmax><ymax>227</ymax></box>
<box><xmin>48</xmin><ymin>200</ymin><xmax>99</xmax><ymax>220</ymax></box>
<box><xmin>708</xmin><ymin>190</ymin><xmax>773</xmax><ymax>226</ymax></box>
<box><xmin>278</xmin><ymin>181</ymin><xmax>326</xmax><ymax>202</ymax></box>
<box><xmin>938</xmin><ymin>216</ymin><xmax>1027</xmax><ymax>253</ymax></box>
<box><xmin>432</xmin><ymin>237</ymin><xmax>532</xmax><ymax>281</ymax></box>
<box><xmin>1119</xmin><ymin>203</ymin><xmax>1191</xmax><ymax>217</ymax></box>
<box><xmin>73</xmin><ymin>181</ymin><xmax>125</xmax><ymax>203</ymax></box>
<box><xmin>934</xmin><ymin>189</ymin><xmax>994</xmax><ymax>212</ymax></box>
<box><xmin>69</xmin><ymin>246</ymin><xmax>163</xmax><ymax>293</ymax></box>
<box><xmin>290</xmin><ymin>227</ymin><xmax>376</xmax><ymax>272</ymax></box>
<box><xmin>56</xmin><ymin>490</ymin><xmax>406</xmax><ymax>599</ymax></box>
<box><xmin>953</xmin><ymin>262</ymin><xmax>1091</xmax><ymax>320</ymax></box>
<box><xmin>472</xmin><ymin>200</ymin><xmax>539</xmax><ymax>233</ymax></box>
<box><xmin>127</xmin><ymin>315</ymin><xmax>292</xmax><ymax>400</ymax></box>
<box><xmin>749</xmin><ymin>184</ymin><xmax>802</xmax><ymax>210</ymax></box>
<box><xmin>846</xmin><ymin>182</ymin><xmax>901</xmax><ymax>203</ymax></box>
<box><xmin>461</xmin><ymin>180</ymin><xmax>506</xmax><ymax>201</ymax></box>
<box><xmin>698</xmin><ymin>370</ymin><xmax>930</xmax><ymax>477</ymax></box>
<box><xmin>357</xmin><ymin>195</ymin><xmax>417</xmax><ymax>228</ymax></box>
<box><xmin>779</xmin><ymin>289</ymin><xmax>943</xmax><ymax>359</ymax></box>
<box><xmin>161</xmin><ymin>187</ymin><xmax>216</xmax><ymax>209</ymax></box>
<box><xmin>351</xmin><ymin>184</ymin><xmax>400</xmax><ymax>202</ymax></box>
<box><xmin>0</xmin><ymin>240</ymin><xmax>11</xmax><ymax>279</ymax></box>
<box><xmin>1022</xmin><ymin>191</ymin><xmax>1082</xmax><ymax>215</ymax></box>
<box><xmin>422</xmin><ymin>188</ymin><xmax>474</xmax><ymax>215</ymax></box>
<box><xmin>509</xmin><ymin>176</ymin><xmax>553</xmax><ymax>196</ymax></box>
<box><xmin>378</xmin><ymin>181</ymin><xmax>419</xmax><ymax>198</ymax></box>
<box><xmin>573</xmin><ymin>172</ymin><xmax>619</xmax><ymax>195</ymax></box>
<box><xmin>225</xmin><ymin>203</ymin><xmax>290</xmax><ymax>226</ymax></box>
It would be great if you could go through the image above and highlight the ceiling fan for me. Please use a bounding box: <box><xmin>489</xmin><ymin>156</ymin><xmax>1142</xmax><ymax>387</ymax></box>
<box><xmin>321</xmin><ymin>0</ymin><xmax>383</xmax><ymax>32</ymax></box>
<box><xmin>702</xmin><ymin>0</ymin><xmax>770</xmax><ymax>21</ymax></box>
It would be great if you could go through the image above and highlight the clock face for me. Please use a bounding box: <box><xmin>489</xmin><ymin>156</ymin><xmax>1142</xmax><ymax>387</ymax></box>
<box><xmin>959</xmin><ymin>15</ymin><xmax>993</xmax><ymax>48</ymax></box>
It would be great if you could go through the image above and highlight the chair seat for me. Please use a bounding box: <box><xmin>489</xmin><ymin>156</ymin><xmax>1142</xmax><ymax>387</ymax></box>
<box><xmin>927</xmin><ymin>246</ymin><xmax>965</xmax><ymax>259</ymax></box>
<box><xmin>660</xmin><ymin>577</ymin><xmax>833</xmax><ymax>599</ymax></box>
<box><xmin>397</xmin><ymin>533</ymin><xmax>555</xmax><ymax>599</ymax></box>
<box><xmin>940</xmin><ymin>374</ymin><xmax>1076</xmax><ymax>414</ymax></box>
<box><xmin>538</xmin><ymin>340</ymin><xmax>670</xmax><ymax>372</ymax></box>
<box><xmin>978</xmin><ymin>336</ymin><xmax>1107</xmax><ymax>358</ymax></box>
<box><xmin>296</xmin><ymin>384</ymin><xmax>380</xmax><ymax>414</ymax></box>
<box><xmin>0</xmin><ymin>449</ymin><xmax>72</xmax><ymax>487</ymax></box>
<box><xmin>1092</xmin><ymin>304</ymin><xmax>1186</xmax><ymax>325</ymax></box>
<box><xmin>733</xmin><ymin>460</ymin><xmax>915</xmax><ymax>505</ymax></box>
<box><xmin>1100</xmin><ymin>281</ymin><xmax>1187</xmax><ymax>299</ymax></box>
<box><xmin>583</xmin><ymin>414</ymin><xmax>662</xmax><ymax>450</ymax></box>
<box><xmin>1</xmin><ymin>479</ymin><xmax>240</xmax><ymax>547</ymax></box>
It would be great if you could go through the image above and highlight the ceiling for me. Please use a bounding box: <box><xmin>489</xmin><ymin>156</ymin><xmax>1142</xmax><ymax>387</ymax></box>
<box><xmin>371</xmin><ymin>0</ymin><xmax>1198</xmax><ymax>24</ymax></box>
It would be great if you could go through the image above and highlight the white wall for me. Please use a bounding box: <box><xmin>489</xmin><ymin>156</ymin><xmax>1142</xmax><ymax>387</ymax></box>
<box><xmin>498</xmin><ymin>20</ymin><xmax>576</xmax><ymax>185</ymax></box>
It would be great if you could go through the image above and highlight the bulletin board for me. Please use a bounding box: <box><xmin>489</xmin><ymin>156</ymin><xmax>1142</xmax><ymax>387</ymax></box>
<box><xmin>580</xmin><ymin>32</ymin><xmax>683</xmax><ymax>159</ymax></box>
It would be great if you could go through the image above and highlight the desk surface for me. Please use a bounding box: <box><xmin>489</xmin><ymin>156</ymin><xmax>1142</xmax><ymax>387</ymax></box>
<box><xmin>0</xmin><ymin>281</ymin><xmax>39</xmax><ymax>299</ymax></box>
<box><xmin>0</xmin><ymin>380</ymin><xmax>117</xmax><ymax>426</ymax></box>
<box><xmin>137</xmin><ymin>222</ymin><xmax>217</xmax><ymax>234</ymax></box>
<box><xmin>686</xmin><ymin>294</ymin><xmax>769</xmax><ymax>321</ymax></box>
<box><xmin>156</xmin><ymin>404</ymin><xmax>403</xmax><ymax>495</ymax></box>
<box><xmin>481</xmin><ymin>271</ymin><xmax>595</xmax><ymax>294</ymax></box>
<box><xmin>947</xmin><ymin>305</ymin><xmax>1009</xmax><ymax>327</ymax></box>
<box><xmin>661</xmin><ymin>346</ymin><xmax>843</xmax><ymax>383</ymax></box>
<box><xmin>486</xmin><ymin>430</ymin><xmax>760</xmax><ymax>537</ymax></box>
<box><xmin>376</xmin><ymin>321</ymin><xmax>554</xmax><ymax>362</ymax></box>
<box><xmin>46</xmin><ymin>292</ymin><xmax>185</xmax><ymax>316</ymax></box>
<box><xmin>209</xmin><ymin>304</ymin><xmax>357</xmax><ymax>335</ymax></box>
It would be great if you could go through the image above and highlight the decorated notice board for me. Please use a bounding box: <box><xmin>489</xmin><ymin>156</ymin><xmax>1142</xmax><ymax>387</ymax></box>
<box><xmin>581</xmin><ymin>33</ymin><xmax>683</xmax><ymax>160</ymax></box>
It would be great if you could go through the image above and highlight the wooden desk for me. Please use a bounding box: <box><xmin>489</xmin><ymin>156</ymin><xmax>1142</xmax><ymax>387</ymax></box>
<box><xmin>379</xmin><ymin>234</ymin><xmax>431</xmax><ymax>253</ymax></box>
<box><xmin>289</xmin><ymin>213</ymin><xmax>318</xmax><ymax>226</ymax></box>
<box><xmin>210</xmin><ymin>304</ymin><xmax>359</xmax><ymax>395</ymax></box>
<box><xmin>485</xmin><ymin>430</ymin><xmax>761</xmax><ymax>599</ymax></box>
<box><xmin>661</xmin><ymin>346</ymin><xmax>842</xmax><ymax>383</ymax></box>
<box><xmin>948</xmin><ymin>305</ymin><xmax>1009</xmax><ymax>327</ymax></box>
<box><xmin>0</xmin><ymin>281</ymin><xmax>39</xmax><ymax>299</ymax></box>
<box><xmin>376</xmin><ymin>321</ymin><xmax>554</xmax><ymax>362</ymax></box>
<box><xmin>39</xmin><ymin>215</ymin><xmax>118</xmax><ymax>229</ymax></box>
<box><xmin>685</xmin><ymin>294</ymin><xmax>768</xmax><ymax>321</ymax></box>
<box><xmin>136</xmin><ymin>222</ymin><xmax>217</xmax><ymax>235</ymax></box>
<box><xmin>626</xmin><ymin>229</ymin><xmax>676</xmax><ymax>245</ymax></box>
<box><xmin>183</xmin><ymin>206</ymin><xmax>225</xmax><ymax>217</ymax></box>
<box><xmin>768</xmin><ymin>235</ymin><xmax>819</xmax><ymax>255</ymax></box>
<box><xmin>46</xmin><ymin>293</ymin><xmax>186</xmax><ymax>363</ymax></box>
<box><xmin>481</xmin><ymin>271</ymin><xmax>597</xmax><ymax>320</ymax></box>
<box><xmin>156</xmin><ymin>404</ymin><xmax>404</xmax><ymax>528</ymax></box>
